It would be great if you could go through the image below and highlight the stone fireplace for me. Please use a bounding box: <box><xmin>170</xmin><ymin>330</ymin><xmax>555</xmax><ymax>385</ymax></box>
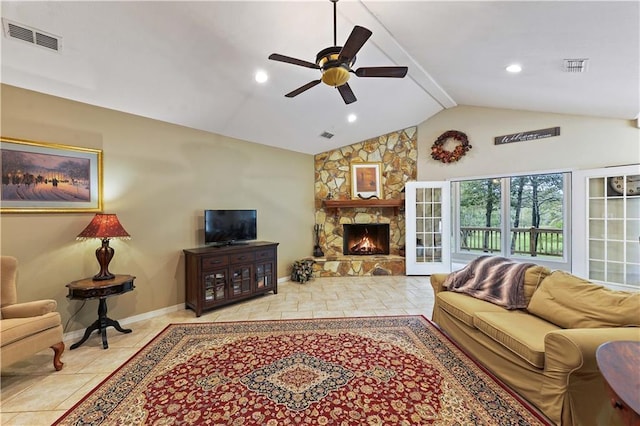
<box><xmin>311</xmin><ymin>126</ymin><xmax>417</xmax><ymax>276</ymax></box>
<box><xmin>343</xmin><ymin>224</ymin><xmax>390</xmax><ymax>255</ymax></box>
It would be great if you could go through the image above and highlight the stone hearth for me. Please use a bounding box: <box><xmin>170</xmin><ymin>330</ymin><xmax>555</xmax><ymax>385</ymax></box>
<box><xmin>311</xmin><ymin>255</ymin><xmax>405</xmax><ymax>277</ymax></box>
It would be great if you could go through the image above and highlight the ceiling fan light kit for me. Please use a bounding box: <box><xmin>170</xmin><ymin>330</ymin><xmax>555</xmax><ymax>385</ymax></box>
<box><xmin>317</xmin><ymin>47</ymin><xmax>353</xmax><ymax>87</ymax></box>
<box><xmin>268</xmin><ymin>0</ymin><xmax>408</xmax><ymax>104</ymax></box>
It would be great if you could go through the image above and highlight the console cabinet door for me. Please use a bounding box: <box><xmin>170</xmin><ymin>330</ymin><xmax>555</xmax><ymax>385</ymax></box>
<box><xmin>202</xmin><ymin>268</ymin><xmax>228</xmax><ymax>307</ymax></box>
<box><xmin>256</xmin><ymin>261</ymin><xmax>275</xmax><ymax>291</ymax></box>
<box><xmin>230</xmin><ymin>264</ymin><xmax>253</xmax><ymax>297</ymax></box>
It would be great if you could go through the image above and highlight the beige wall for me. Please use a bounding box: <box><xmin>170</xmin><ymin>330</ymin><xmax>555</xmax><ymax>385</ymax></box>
<box><xmin>418</xmin><ymin>106</ymin><xmax>639</xmax><ymax>180</ymax></box>
<box><xmin>0</xmin><ymin>84</ymin><xmax>314</xmax><ymax>333</ymax></box>
<box><xmin>3</xmin><ymin>87</ymin><xmax>638</xmax><ymax>333</ymax></box>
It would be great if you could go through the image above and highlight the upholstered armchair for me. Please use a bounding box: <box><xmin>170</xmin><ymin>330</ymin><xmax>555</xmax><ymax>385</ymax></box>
<box><xmin>0</xmin><ymin>256</ymin><xmax>64</xmax><ymax>371</ymax></box>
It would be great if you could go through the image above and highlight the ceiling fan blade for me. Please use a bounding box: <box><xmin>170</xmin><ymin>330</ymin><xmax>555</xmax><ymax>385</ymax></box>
<box><xmin>285</xmin><ymin>80</ymin><xmax>322</xmax><ymax>98</ymax></box>
<box><xmin>337</xmin><ymin>83</ymin><xmax>357</xmax><ymax>104</ymax></box>
<box><xmin>355</xmin><ymin>66</ymin><xmax>408</xmax><ymax>78</ymax></box>
<box><xmin>269</xmin><ymin>53</ymin><xmax>320</xmax><ymax>70</ymax></box>
<box><xmin>338</xmin><ymin>26</ymin><xmax>372</xmax><ymax>62</ymax></box>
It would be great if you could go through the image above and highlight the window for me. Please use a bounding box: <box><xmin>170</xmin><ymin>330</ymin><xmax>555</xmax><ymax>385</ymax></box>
<box><xmin>453</xmin><ymin>171</ymin><xmax>570</xmax><ymax>270</ymax></box>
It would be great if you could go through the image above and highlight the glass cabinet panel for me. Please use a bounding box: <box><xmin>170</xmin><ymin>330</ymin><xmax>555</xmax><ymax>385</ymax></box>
<box><xmin>203</xmin><ymin>270</ymin><xmax>226</xmax><ymax>303</ymax></box>
<box><xmin>256</xmin><ymin>262</ymin><xmax>273</xmax><ymax>290</ymax></box>
<box><xmin>231</xmin><ymin>265</ymin><xmax>253</xmax><ymax>296</ymax></box>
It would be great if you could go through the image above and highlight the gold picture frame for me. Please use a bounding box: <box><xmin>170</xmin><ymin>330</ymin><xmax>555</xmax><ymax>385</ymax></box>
<box><xmin>1</xmin><ymin>137</ymin><xmax>103</xmax><ymax>213</ymax></box>
<box><xmin>351</xmin><ymin>162</ymin><xmax>383</xmax><ymax>199</ymax></box>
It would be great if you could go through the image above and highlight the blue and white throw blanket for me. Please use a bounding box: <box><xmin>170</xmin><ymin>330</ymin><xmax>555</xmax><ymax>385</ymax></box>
<box><xmin>443</xmin><ymin>256</ymin><xmax>535</xmax><ymax>310</ymax></box>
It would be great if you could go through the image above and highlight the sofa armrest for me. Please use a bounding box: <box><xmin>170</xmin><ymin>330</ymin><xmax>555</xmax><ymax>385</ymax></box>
<box><xmin>545</xmin><ymin>327</ymin><xmax>640</xmax><ymax>373</ymax></box>
<box><xmin>430</xmin><ymin>274</ymin><xmax>449</xmax><ymax>295</ymax></box>
<box><xmin>1</xmin><ymin>300</ymin><xmax>58</xmax><ymax>319</ymax></box>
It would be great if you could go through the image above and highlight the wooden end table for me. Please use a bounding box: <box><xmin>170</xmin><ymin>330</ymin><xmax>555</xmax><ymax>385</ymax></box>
<box><xmin>596</xmin><ymin>341</ymin><xmax>640</xmax><ymax>426</ymax></box>
<box><xmin>66</xmin><ymin>274</ymin><xmax>136</xmax><ymax>350</ymax></box>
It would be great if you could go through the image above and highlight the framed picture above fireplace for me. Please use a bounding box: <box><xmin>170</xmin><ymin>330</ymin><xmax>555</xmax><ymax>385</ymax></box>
<box><xmin>351</xmin><ymin>162</ymin><xmax>383</xmax><ymax>199</ymax></box>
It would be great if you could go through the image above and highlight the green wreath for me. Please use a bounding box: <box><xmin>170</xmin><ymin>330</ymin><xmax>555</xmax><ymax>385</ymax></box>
<box><xmin>431</xmin><ymin>130</ymin><xmax>472</xmax><ymax>163</ymax></box>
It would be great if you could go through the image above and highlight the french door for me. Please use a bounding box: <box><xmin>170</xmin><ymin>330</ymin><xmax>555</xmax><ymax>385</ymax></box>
<box><xmin>572</xmin><ymin>164</ymin><xmax>640</xmax><ymax>290</ymax></box>
<box><xmin>405</xmin><ymin>181</ymin><xmax>451</xmax><ymax>275</ymax></box>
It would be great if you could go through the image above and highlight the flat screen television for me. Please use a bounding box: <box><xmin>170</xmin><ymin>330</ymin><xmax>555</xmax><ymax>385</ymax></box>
<box><xmin>204</xmin><ymin>209</ymin><xmax>257</xmax><ymax>246</ymax></box>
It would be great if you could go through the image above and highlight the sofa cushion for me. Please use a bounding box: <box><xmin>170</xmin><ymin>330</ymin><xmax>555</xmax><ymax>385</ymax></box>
<box><xmin>474</xmin><ymin>311</ymin><xmax>560</xmax><ymax>368</ymax></box>
<box><xmin>527</xmin><ymin>271</ymin><xmax>640</xmax><ymax>328</ymax></box>
<box><xmin>0</xmin><ymin>312</ymin><xmax>62</xmax><ymax>347</ymax></box>
<box><xmin>523</xmin><ymin>265</ymin><xmax>551</xmax><ymax>304</ymax></box>
<box><xmin>437</xmin><ymin>291</ymin><xmax>508</xmax><ymax>328</ymax></box>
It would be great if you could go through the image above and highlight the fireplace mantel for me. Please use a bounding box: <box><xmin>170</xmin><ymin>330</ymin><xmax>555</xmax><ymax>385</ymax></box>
<box><xmin>323</xmin><ymin>199</ymin><xmax>404</xmax><ymax>215</ymax></box>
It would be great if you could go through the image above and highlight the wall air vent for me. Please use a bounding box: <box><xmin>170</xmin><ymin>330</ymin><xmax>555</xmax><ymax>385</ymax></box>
<box><xmin>320</xmin><ymin>131</ymin><xmax>334</xmax><ymax>139</ymax></box>
<box><xmin>2</xmin><ymin>19</ymin><xmax>61</xmax><ymax>52</ymax></box>
<box><xmin>563</xmin><ymin>58</ymin><xmax>588</xmax><ymax>73</ymax></box>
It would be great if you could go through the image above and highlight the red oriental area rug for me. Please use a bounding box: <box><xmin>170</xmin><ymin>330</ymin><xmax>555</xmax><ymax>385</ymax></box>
<box><xmin>55</xmin><ymin>316</ymin><xmax>550</xmax><ymax>425</ymax></box>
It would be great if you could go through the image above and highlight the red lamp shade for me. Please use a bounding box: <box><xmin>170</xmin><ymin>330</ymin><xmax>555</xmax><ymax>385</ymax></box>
<box><xmin>77</xmin><ymin>214</ymin><xmax>131</xmax><ymax>240</ymax></box>
<box><xmin>77</xmin><ymin>214</ymin><xmax>131</xmax><ymax>281</ymax></box>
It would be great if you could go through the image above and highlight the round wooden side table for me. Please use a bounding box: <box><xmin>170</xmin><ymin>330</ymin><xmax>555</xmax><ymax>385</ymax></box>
<box><xmin>596</xmin><ymin>340</ymin><xmax>640</xmax><ymax>426</ymax></box>
<box><xmin>66</xmin><ymin>274</ymin><xmax>135</xmax><ymax>350</ymax></box>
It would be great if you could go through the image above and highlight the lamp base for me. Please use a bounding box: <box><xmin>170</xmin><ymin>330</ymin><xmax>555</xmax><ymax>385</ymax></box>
<box><xmin>93</xmin><ymin>271</ymin><xmax>116</xmax><ymax>281</ymax></box>
<box><xmin>93</xmin><ymin>238</ymin><xmax>116</xmax><ymax>281</ymax></box>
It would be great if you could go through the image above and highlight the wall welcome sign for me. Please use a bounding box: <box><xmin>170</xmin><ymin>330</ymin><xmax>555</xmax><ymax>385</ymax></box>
<box><xmin>495</xmin><ymin>127</ymin><xmax>560</xmax><ymax>145</ymax></box>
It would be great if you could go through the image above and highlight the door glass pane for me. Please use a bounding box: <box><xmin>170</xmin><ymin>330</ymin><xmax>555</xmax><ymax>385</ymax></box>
<box><xmin>589</xmin><ymin>219</ymin><xmax>604</xmax><ymax>239</ymax></box>
<box><xmin>608</xmin><ymin>199</ymin><xmax>624</xmax><ymax>219</ymax></box>
<box><xmin>459</xmin><ymin>179</ymin><xmax>502</xmax><ymax>254</ymax></box>
<box><xmin>590</xmin><ymin>261</ymin><xmax>605</xmax><ymax>281</ymax></box>
<box><xmin>589</xmin><ymin>240</ymin><xmax>604</xmax><ymax>260</ymax></box>
<box><xmin>626</xmin><ymin>242</ymin><xmax>639</xmax><ymax>264</ymax></box>
<box><xmin>589</xmin><ymin>177</ymin><xmax>605</xmax><ymax>197</ymax></box>
<box><xmin>606</xmin><ymin>262</ymin><xmax>624</xmax><ymax>283</ymax></box>
<box><xmin>628</xmin><ymin>197</ymin><xmax>640</xmax><ymax>217</ymax></box>
<box><xmin>626</xmin><ymin>263</ymin><xmax>640</xmax><ymax>285</ymax></box>
<box><xmin>607</xmin><ymin>220</ymin><xmax>624</xmax><ymax>240</ymax></box>
<box><xmin>589</xmin><ymin>199</ymin><xmax>605</xmax><ymax>218</ymax></box>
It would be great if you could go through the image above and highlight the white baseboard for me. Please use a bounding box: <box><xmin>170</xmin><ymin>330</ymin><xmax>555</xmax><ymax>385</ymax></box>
<box><xmin>63</xmin><ymin>303</ymin><xmax>184</xmax><ymax>342</ymax></box>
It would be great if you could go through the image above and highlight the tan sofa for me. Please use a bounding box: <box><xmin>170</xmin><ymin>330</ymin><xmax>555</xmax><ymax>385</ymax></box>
<box><xmin>431</xmin><ymin>264</ymin><xmax>640</xmax><ymax>426</ymax></box>
<box><xmin>0</xmin><ymin>256</ymin><xmax>64</xmax><ymax>371</ymax></box>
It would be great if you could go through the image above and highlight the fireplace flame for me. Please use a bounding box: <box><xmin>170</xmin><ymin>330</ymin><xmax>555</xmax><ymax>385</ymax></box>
<box><xmin>350</xmin><ymin>231</ymin><xmax>384</xmax><ymax>255</ymax></box>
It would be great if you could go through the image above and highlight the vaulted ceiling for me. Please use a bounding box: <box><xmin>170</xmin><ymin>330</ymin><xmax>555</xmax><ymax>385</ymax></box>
<box><xmin>1</xmin><ymin>1</ymin><xmax>638</xmax><ymax>154</ymax></box>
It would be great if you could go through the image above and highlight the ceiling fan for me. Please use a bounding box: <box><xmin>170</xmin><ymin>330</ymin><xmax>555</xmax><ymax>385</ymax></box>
<box><xmin>268</xmin><ymin>0</ymin><xmax>408</xmax><ymax>105</ymax></box>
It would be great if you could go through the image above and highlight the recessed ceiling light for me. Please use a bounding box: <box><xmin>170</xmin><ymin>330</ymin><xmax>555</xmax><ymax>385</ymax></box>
<box><xmin>347</xmin><ymin>114</ymin><xmax>357</xmax><ymax>123</ymax></box>
<box><xmin>255</xmin><ymin>70</ymin><xmax>268</xmax><ymax>83</ymax></box>
<box><xmin>506</xmin><ymin>64</ymin><xmax>522</xmax><ymax>73</ymax></box>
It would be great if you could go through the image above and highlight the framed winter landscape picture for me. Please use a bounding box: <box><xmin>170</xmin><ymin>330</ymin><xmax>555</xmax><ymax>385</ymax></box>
<box><xmin>1</xmin><ymin>137</ymin><xmax>103</xmax><ymax>213</ymax></box>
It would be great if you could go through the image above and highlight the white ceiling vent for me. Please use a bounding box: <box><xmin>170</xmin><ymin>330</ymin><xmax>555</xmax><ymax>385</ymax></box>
<box><xmin>563</xmin><ymin>58</ymin><xmax>588</xmax><ymax>73</ymax></box>
<box><xmin>2</xmin><ymin>19</ymin><xmax>61</xmax><ymax>52</ymax></box>
<box><xmin>320</xmin><ymin>131</ymin><xmax>334</xmax><ymax>139</ymax></box>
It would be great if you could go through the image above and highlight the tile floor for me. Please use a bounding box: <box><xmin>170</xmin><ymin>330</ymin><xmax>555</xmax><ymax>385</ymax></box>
<box><xmin>0</xmin><ymin>275</ymin><xmax>435</xmax><ymax>425</ymax></box>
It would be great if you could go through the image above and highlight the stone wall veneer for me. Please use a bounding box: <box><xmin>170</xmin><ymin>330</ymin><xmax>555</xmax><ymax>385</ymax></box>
<box><xmin>313</xmin><ymin>127</ymin><xmax>417</xmax><ymax>276</ymax></box>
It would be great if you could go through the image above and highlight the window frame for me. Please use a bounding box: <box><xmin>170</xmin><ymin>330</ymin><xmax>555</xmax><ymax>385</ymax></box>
<box><xmin>450</xmin><ymin>169</ymin><xmax>572</xmax><ymax>271</ymax></box>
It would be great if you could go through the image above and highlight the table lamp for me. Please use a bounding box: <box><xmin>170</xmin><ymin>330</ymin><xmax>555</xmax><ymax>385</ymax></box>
<box><xmin>77</xmin><ymin>213</ymin><xmax>131</xmax><ymax>281</ymax></box>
